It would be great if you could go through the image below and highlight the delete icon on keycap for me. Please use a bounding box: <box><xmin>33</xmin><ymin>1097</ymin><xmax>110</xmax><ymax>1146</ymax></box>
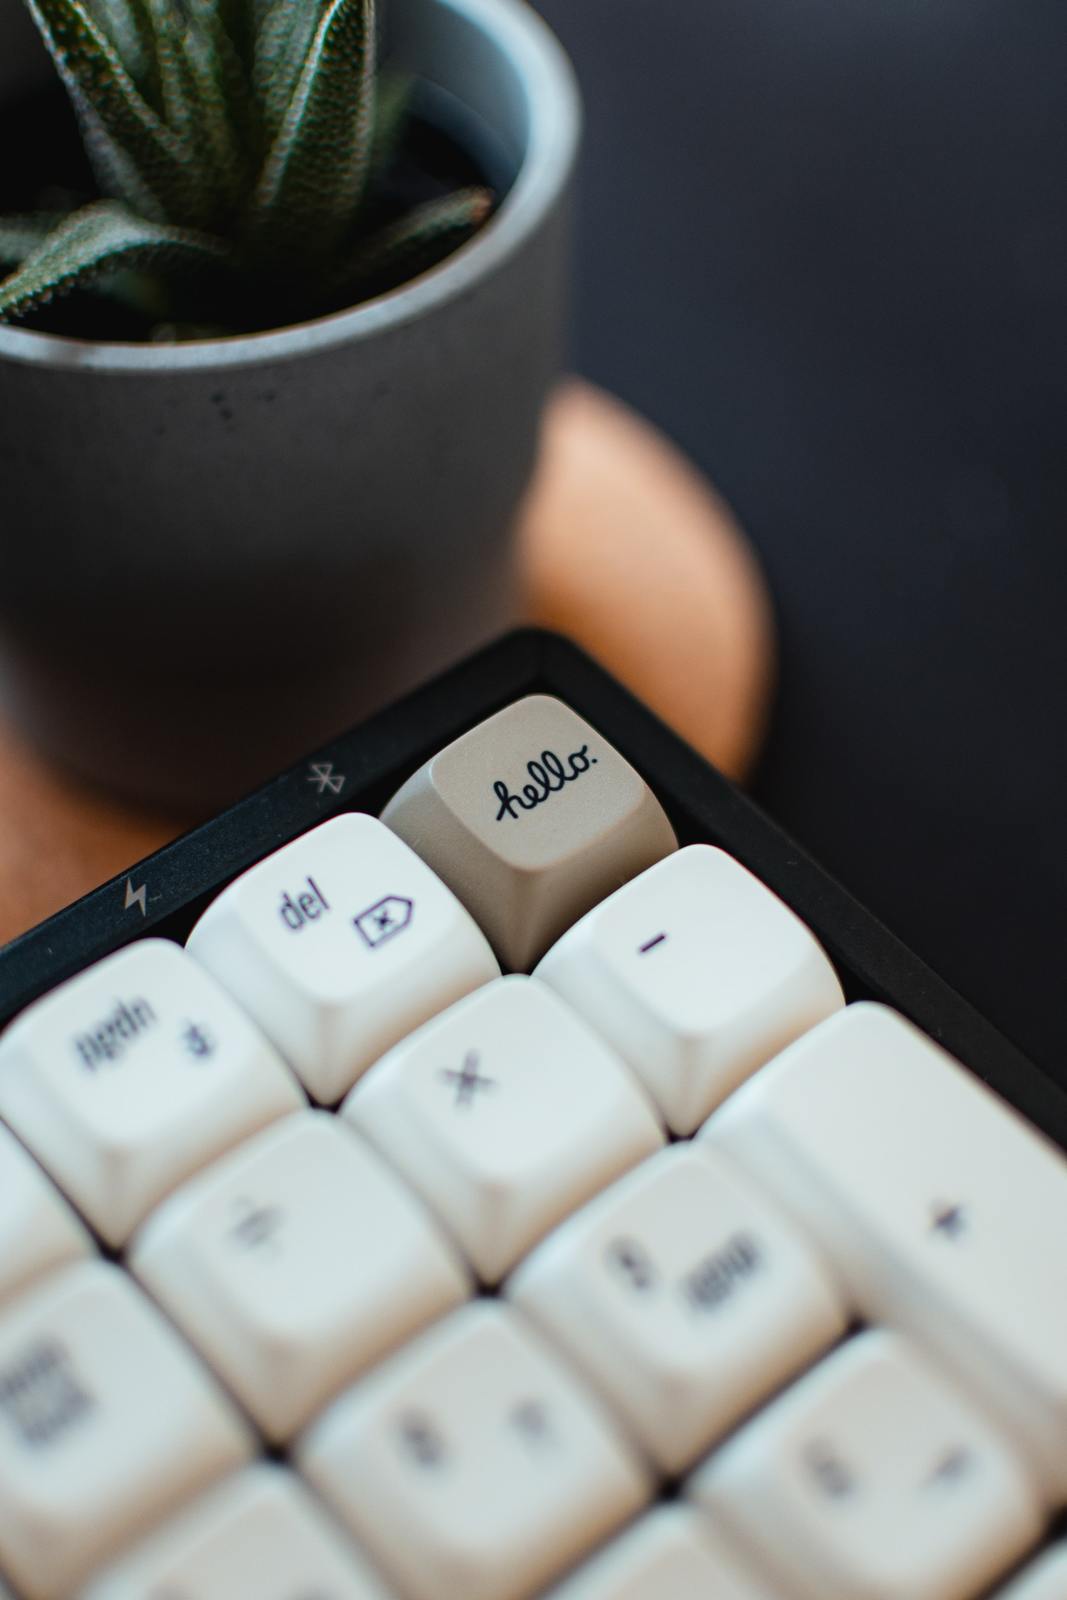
<box><xmin>354</xmin><ymin>897</ymin><xmax>414</xmax><ymax>949</ymax></box>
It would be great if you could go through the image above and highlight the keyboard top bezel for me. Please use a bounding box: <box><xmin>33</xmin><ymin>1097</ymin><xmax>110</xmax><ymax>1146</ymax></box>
<box><xmin>1</xmin><ymin>628</ymin><xmax>1062</xmax><ymax>1149</ymax></box>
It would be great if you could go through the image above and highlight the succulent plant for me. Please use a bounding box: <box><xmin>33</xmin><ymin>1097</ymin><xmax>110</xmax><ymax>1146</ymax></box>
<box><xmin>0</xmin><ymin>0</ymin><xmax>494</xmax><ymax>337</ymax></box>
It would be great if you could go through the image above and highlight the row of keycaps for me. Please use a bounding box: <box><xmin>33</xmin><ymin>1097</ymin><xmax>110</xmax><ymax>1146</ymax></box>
<box><xmin>0</xmin><ymin>825</ymin><xmax>845</xmax><ymax>1259</ymax></box>
<box><xmin>53</xmin><ymin>1461</ymin><xmax>1067</xmax><ymax>1600</ymax></box>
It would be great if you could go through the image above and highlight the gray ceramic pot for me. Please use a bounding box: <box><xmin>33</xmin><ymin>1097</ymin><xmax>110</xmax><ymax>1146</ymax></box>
<box><xmin>0</xmin><ymin>0</ymin><xmax>579</xmax><ymax>809</ymax></box>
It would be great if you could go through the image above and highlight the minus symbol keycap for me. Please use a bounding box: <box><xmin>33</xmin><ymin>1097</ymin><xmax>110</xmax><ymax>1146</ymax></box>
<box><xmin>638</xmin><ymin>934</ymin><xmax>668</xmax><ymax>955</ymax></box>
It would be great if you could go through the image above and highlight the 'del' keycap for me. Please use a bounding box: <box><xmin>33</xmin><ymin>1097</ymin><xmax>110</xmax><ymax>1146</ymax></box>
<box><xmin>186</xmin><ymin>815</ymin><xmax>499</xmax><ymax>1104</ymax></box>
<box><xmin>381</xmin><ymin>696</ymin><xmax>678</xmax><ymax>971</ymax></box>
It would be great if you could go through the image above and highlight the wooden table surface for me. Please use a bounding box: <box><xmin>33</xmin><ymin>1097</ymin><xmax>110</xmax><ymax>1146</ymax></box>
<box><xmin>0</xmin><ymin>380</ymin><xmax>775</xmax><ymax>946</ymax></box>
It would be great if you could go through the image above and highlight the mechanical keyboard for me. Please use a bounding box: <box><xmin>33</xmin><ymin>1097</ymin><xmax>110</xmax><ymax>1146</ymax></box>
<box><xmin>0</xmin><ymin>628</ymin><xmax>1064</xmax><ymax>1600</ymax></box>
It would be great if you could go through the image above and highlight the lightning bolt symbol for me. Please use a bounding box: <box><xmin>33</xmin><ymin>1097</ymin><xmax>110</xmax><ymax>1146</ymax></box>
<box><xmin>124</xmin><ymin>878</ymin><xmax>148</xmax><ymax>917</ymax></box>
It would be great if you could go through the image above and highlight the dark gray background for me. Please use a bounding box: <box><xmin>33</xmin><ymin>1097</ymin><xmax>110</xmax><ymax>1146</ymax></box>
<box><xmin>531</xmin><ymin>0</ymin><xmax>1067</xmax><ymax>1074</ymax></box>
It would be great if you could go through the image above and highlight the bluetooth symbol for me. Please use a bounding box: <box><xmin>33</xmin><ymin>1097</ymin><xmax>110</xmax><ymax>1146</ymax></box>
<box><xmin>307</xmin><ymin>761</ymin><xmax>345</xmax><ymax>797</ymax></box>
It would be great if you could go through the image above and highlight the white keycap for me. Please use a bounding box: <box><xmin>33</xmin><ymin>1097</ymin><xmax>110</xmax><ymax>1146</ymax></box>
<box><xmin>996</xmin><ymin>1545</ymin><xmax>1067</xmax><ymax>1600</ymax></box>
<box><xmin>81</xmin><ymin>1463</ymin><xmax>391</xmax><ymax>1600</ymax></box>
<box><xmin>133</xmin><ymin>1110</ymin><xmax>471</xmax><ymax>1440</ymax></box>
<box><xmin>548</xmin><ymin>1506</ymin><xmax>781</xmax><ymax>1600</ymax></box>
<box><xmin>701</xmin><ymin>1001</ymin><xmax>1067</xmax><ymax>1500</ymax></box>
<box><xmin>0</xmin><ymin>939</ymin><xmax>303</xmax><ymax>1246</ymax></box>
<box><xmin>299</xmin><ymin>1301</ymin><xmax>651</xmax><ymax>1600</ymax></box>
<box><xmin>343</xmin><ymin>975</ymin><xmax>664</xmax><ymax>1282</ymax></box>
<box><xmin>0</xmin><ymin>1121</ymin><xmax>90</xmax><ymax>1308</ymax></box>
<box><xmin>187</xmin><ymin>813</ymin><xmax>499</xmax><ymax>1103</ymax></box>
<box><xmin>689</xmin><ymin>1329</ymin><xmax>1041</xmax><ymax>1600</ymax></box>
<box><xmin>536</xmin><ymin>845</ymin><xmax>845</xmax><ymax>1134</ymax></box>
<box><xmin>508</xmin><ymin>1143</ymin><xmax>846</xmax><ymax>1473</ymax></box>
<box><xmin>0</xmin><ymin>1260</ymin><xmax>251</xmax><ymax>1600</ymax></box>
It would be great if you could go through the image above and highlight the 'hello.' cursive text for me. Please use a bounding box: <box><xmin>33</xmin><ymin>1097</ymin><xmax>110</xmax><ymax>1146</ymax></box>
<box><xmin>493</xmin><ymin>746</ymin><xmax>599</xmax><ymax>821</ymax></box>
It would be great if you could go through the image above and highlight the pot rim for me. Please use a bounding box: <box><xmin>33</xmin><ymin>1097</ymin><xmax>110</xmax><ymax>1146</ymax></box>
<box><xmin>0</xmin><ymin>0</ymin><xmax>579</xmax><ymax>375</ymax></box>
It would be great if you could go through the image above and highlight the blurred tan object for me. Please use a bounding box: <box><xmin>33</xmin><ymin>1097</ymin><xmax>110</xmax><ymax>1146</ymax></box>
<box><xmin>0</xmin><ymin>717</ymin><xmax>180</xmax><ymax>944</ymax></box>
<box><xmin>0</xmin><ymin>382</ymin><xmax>775</xmax><ymax>946</ymax></box>
<box><xmin>519</xmin><ymin>380</ymin><xmax>775</xmax><ymax>785</ymax></box>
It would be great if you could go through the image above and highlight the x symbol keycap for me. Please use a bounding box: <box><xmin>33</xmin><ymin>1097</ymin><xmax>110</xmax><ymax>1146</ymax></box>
<box><xmin>440</xmin><ymin>1051</ymin><xmax>495</xmax><ymax>1108</ymax></box>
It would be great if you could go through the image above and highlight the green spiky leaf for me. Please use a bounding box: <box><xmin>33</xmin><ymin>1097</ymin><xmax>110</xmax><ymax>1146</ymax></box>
<box><xmin>254</xmin><ymin>0</ymin><xmax>322</xmax><ymax>137</ymax></box>
<box><xmin>338</xmin><ymin>185</ymin><xmax>494</xmax><ymax>297</ymax></box>
<box><xmin>0</xmin><ymin>212</ymin><xmax>70</xmax><ymax>268</ymax></box>
<box><xmin>250</xmin><ymin>0</ymin><xmax>377</xmax><ymax>256</ymax></box>
<box><xmin>23</xmin><ymin>0</ymin><xmax>194</xmax><ymax>219</ymax></box>
<box><xmin>142</xmin><ymin>0</ymin><xmax>254</xmax><ymax>223</ymax></box>
<box><xmin>187</xmin><ymin>0</ymin><xmax>259</xmax><ymax>157</ymax></box>
<box><xmin>145</xmin><ymin>0</ymin><xmax>209</xmax><ymax>154</ymax></box>
<box><xmin>83</xmin><ymin>0</ymin><xmax>155</xmax><ymax>95</ymax></box>
<box><xmin>0</xmin><ymin>201</ymin><xmax>229</xmax><ymax>319</ymax></box>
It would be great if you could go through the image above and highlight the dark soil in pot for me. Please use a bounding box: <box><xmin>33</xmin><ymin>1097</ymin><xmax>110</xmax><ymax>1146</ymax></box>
<box><xmin>0</xmin><ymin>77</ymin><xmax>505</xmax><ymax>341</ymax></box>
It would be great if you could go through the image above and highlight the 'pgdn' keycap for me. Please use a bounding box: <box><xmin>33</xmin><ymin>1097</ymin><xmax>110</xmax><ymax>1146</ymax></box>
<box><xmin>381</xmin><ymin>697</ymin><xmax>678</xmax><ymax>971</ymax></box>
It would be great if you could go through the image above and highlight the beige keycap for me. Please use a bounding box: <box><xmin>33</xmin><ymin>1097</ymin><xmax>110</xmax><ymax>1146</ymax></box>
<box><xmin>0</xmin><ymin>938</ymin><xmax>304</xmax><ymax>1245</ymax></box>
<box><xmin>689</xmin><ymin>1329</ymin><xmax>1041</xmax><ymax>1600</ymax></box>
<box><xmin>508</xmin><ymin>1143</ymin><xmax>846</xmax><ymax>1473</ymax></box>
<box><xmin>343</xmin><ymin>976</ymin><xmax>664</xmax><ymax>1283</ymax></box>
<box><xmin>0</xmin><ymin>1260</ymin><xmax>251</xmax><ymax>1599</ymax></box>
<box><xmin>299</xmin><ymin>1301</ymin><xmax>651</xmax><ymax>1600</ymax></box>
<box><xmin>381</xmin><ymin>695</ymin><xmax>678</xmax><ymax>970</ymax></box>
<box><xmin>536</xmin><ymin>845</ymin><xmax>845</xmax><ymax>1133</ymax></box>
<box><xmin>132</xmin><ymin>1111</ymin><xmax>471</xmax><ymax>1441</ymax></box>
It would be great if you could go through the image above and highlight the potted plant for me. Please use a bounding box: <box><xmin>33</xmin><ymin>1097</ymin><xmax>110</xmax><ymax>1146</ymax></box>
<box><xmin>0</xmin><ymin>0</ymin><xmax>579</xmax><ymax>808</ymax></box>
